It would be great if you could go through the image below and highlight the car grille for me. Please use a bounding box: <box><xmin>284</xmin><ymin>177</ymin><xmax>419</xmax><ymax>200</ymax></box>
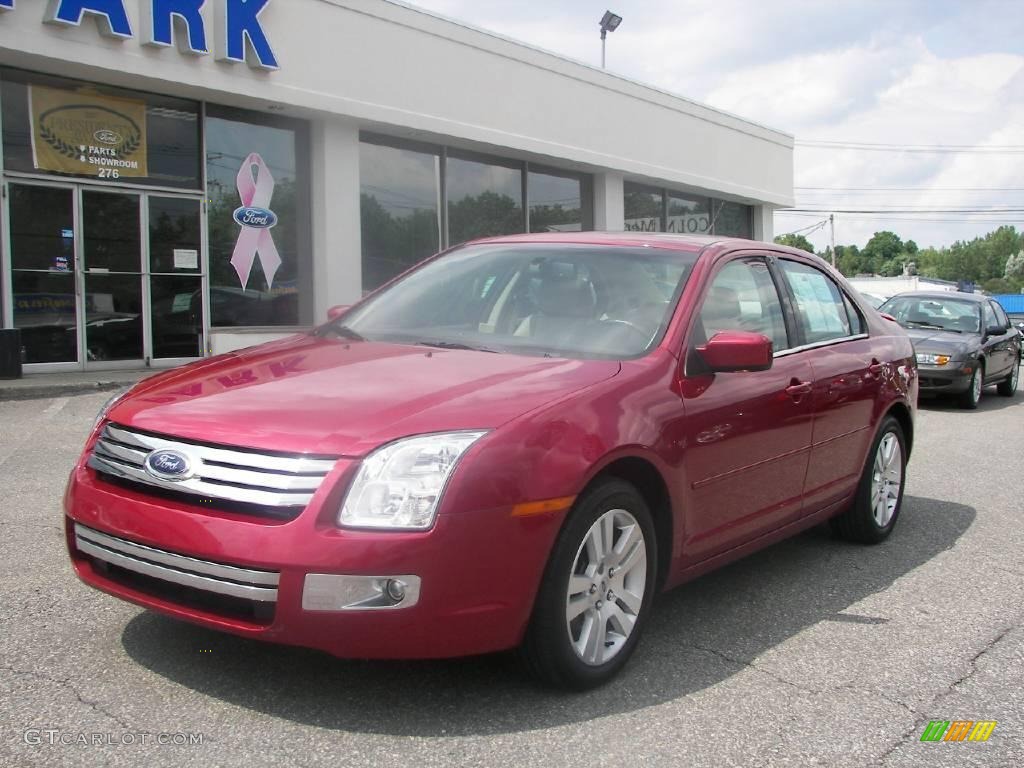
<box><xmin>88</xmin><ymin>423</ymin><xmax>337</xmax><ymax>519</ymax></box>
<box><xmin>74</xmin><ymin>523</ymin><xmax>278</xmax><ymax>623</ymax></box>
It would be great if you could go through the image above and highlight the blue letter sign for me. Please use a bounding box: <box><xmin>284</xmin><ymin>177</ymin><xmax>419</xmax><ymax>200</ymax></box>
<box><xmin>44</xmin><ymin>0</ymin><xmax>133</xmax><ymax>38</ymax></box>
<box><xmin>141</xmin><ymin>0</ymin><xmax>208</xmax><ymax>54</ymax></box>
<box><xmin>214</xmin><ymin>0</ymin><xmax>278</xmax><ymax>70</ymax></box>
<box><xmin>0</xmin><ymin>1</ymin><xmax>13</xmax><ymax>12</ymax></box>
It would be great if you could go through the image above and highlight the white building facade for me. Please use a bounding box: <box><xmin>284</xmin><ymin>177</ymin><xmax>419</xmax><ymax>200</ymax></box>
<box><xmin>0</xmin><ymin>0</ymin><xmax>793</xmax><ymax>371</ymax></box>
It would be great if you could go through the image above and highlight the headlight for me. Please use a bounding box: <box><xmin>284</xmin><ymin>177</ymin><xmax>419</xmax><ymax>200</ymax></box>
<box><xmin>93</xmin><ymin>386</ymin><xmax>132</xmax><ymax>429</ymax></box>
<box><xmin>915</xmin><ymin>353</ymin><xmax>951</xmax><ymax>366</ymax></box>
<box><xmin>338</xmin><ymin>431</ymin><xmax>487</xmax><ymax>530</ymax></box>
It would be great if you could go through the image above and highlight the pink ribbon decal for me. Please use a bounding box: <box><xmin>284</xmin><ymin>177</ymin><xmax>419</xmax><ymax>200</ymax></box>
<box><xmin>231</xmin><ymin>153</ymin><xmax>282</xmax><ymax>290</ymax></box>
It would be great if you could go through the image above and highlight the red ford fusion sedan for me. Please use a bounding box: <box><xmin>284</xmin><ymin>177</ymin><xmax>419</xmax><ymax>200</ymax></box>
<box><xmin>65</xmin><ymin>233</ymin><xmax>917</xmax><ymax>689</ymax></box>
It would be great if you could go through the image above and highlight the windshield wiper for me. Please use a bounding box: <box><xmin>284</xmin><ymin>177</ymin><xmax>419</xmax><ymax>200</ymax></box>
<box><xmin>415</xmin><ymin>340</ymin><xmax>498</xmax><ymax>353</ymax></box>
<box><xmin>906</xmin><ymin>321</ymin><xmax>948</xmax><ymax>331</ymax></box>
<box><xmin>315</xmin><ymin>324</ymin><xmax>365</xmax><ymax>341</ymax></box>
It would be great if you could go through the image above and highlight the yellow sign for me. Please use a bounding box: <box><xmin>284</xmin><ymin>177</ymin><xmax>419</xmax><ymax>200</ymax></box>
<box><xmin>30</xmin><ymin>85</ymin><xmax>147</xmax><ymax>180</ymax></box>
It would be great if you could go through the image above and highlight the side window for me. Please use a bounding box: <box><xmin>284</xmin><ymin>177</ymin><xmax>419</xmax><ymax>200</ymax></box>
<box><xmin>983</xmin><ymin>301</ymin><xmax>999</xmax><ymax>331</ymax></box>
<box><xmin>991</xmin><ymin>302</ymin><xmax>1009</xmax><ymax>329</ymax></box>
<box><xmin>778</xmin><ymin>260</ymin><xmax>853</xmax><ymax>344</ymax></box>
<box><xmin>694</xmin><ymin>258</ymin><xmax>789</xmax><ymax>353</ymax></box>
<box><xmin>842</xmin><ymin>292</ymin><xmax>866</xmax><ymax>335</ymax></box>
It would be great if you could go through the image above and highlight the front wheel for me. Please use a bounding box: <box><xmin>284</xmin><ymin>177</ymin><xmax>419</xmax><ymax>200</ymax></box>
<box><xmin>831</xmin><ymin>416</ymin><xmax>907</xmax><ymax>544</ymax></box>
<box><xmin>958</xmin><ymin>362</ymin><xmax>983</xmax><ymax>409</ymax></box>
<box><xmin>522</xmin><ymin>479</ymin><xmax>657</xmax><ymax>690</ymax></box>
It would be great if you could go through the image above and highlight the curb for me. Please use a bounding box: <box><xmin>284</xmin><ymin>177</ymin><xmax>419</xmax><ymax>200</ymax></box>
<box><xmin>0</xmin><ymin>379</ymin><xmax>140</xmax><ymax>402</ymax></box>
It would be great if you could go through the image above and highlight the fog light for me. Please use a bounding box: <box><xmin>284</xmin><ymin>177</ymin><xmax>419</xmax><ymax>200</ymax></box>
<box><xmin>302</xmin><ymin>574</ymin><xmax>421</xmax><ymax>611</ymax></box>
<box><xmin>384</xmin><ymin>578</ymin><xmax>407</xmax><ymax>603</ymax></box>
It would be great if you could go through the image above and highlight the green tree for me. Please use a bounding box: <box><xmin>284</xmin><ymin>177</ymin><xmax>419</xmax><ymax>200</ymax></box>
<box><xmin>773</xmin><ymin>233</ymin><xmax>816</xmax><ymax>254</ymax></box>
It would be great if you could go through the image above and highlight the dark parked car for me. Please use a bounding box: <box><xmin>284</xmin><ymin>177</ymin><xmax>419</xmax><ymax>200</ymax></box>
<box><xmin>879</xmin><ymin>291</ymin><xmax>1020</xmax><ymax>408</ymax></box>
<box><xmin>1008</xmin><ymin>312</ymin><xmax>1024</xmax><ymax>359</ymax></box>
<box><xmin>66</xmin><ymin>233</ymin><xmax>917</xmax><ymax>689</ymax></box>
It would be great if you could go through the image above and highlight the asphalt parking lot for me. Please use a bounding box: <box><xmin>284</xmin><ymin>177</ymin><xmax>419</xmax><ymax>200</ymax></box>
<box><xmin>0</xmin><ymin>381</ymin><xmax>1021</xmax><ymax>768</ymax></box>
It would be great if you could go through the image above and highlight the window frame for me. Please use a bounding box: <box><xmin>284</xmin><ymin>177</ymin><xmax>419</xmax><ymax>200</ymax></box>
<box><xmin>684</xmin><ymin>253</ymin><xmax>797</xmax><ymax>375</ymax></box>
<box><xmin>989</xmin><ymin>301</ymin><xmax>1009</xmax><ymax>331</ymax></box>
<box><xmin>770</xmin><ymin>256</ymin><xmax>870</xmax><ymax>355</ymax></box>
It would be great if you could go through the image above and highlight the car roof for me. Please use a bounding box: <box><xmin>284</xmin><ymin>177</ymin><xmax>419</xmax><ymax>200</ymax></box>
<box><xmin>886</xmin><ymin>290</ymin><xmax>986</xmax><ymax>303</ymax></box>
<box><xmin>463</xmin><ymin>231</ymin><xmax>745</xmax><ymax>254</ymax></box>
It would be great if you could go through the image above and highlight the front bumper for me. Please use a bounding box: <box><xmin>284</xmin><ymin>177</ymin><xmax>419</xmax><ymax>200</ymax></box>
<box><xmin>64</xmin><ymin>456</ymin><xmax>562</xmax><ymax>659</ymax></box>
<box><xmin>916</xmin><ymin>361</ymin><xmax>974</xmax><ymax>394</ymax></box>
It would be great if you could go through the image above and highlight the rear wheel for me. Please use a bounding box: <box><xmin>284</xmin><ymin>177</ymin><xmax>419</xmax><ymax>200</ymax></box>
<box><xmin>522</xmin><ymin>479</ymin><xmax>657</xmax><ymax>690</ymax></box>
<box><xmin>831</xmin><ymin>416</ymin><xmax>906</xmax><ymax>544</ymax></box>
<box><xmin>959</xmin><ymin>361</ymin><xmax>983</xmax><ymax>409</ymax></box>
<box><xmin>997</xmin><ymin>360</ymin><xmax>1018</xmax><ymax>397</ymax></box>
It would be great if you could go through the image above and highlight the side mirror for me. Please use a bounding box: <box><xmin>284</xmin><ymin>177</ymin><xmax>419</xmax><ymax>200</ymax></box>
<box><xmin>985</xmin><ymin>324</ymin><xmax>1006</xmax><ymax>338</ymax></box>
<box><xmin>327</xmin><ymin>304</ymin><xmax>351</xmax><ymax>321</ymax></box>
<box><xmin>697</xmin><ymin>331</ymin><xmax>773</xmax><ymax>373</ymax></box>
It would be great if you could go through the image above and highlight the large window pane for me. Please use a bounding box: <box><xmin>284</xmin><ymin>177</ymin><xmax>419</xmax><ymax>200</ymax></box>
<box><xmin>151</xmin><ymin>275</ymin><xmax>203</xmax><ymax>359</ymax></box>
<box><xmin>205</xmin><ymin>108</ymin><xmax>309</xmax><ymax>326</ymax></box>
<box><xmin>360</xmin><ymin>140</ymin><xmax>441</xmax><ymax>292</ymax></box>
<box><xmin>667</xmin><ymin>193</ymin><xmax>710</xmax><ymax>234</ymax></box>
<box><xmin>1</xmin><ymin>69</ymin><xmax>200</xmax><ymax>189</ymax></box>
<box><xmin>624</xmin><ymin>182</ymin><xmax>663</xmax><ymax>232</ymax></box>
<box><xmin>528</xmin><ymin>170</ymin><xmax>588</xmax><ymax>233</ymax></box>
<box><xmin>446</xmin><ymin>154</ymin><xmax>524</xmax><ymax>246</ymax></box>
<box><xmin>9</xmin><ymin>185</ymin><xmax>74</xmax><ymax>272</ymax></box>
<box><xmin>713</xmin><ymin>200</ymin><xmax>753</xmax><ymax>238</ymax></box>
<box><xmin>82</xmin><ymin>191</ymin><xmax>141</xmax><ymax>273</ymax></box>
<box><xmin>149</xmin><ymin>197</ymin><xmax>201</xmax><ymax>274</ymax></box>
<box><xmin>83</xmin><ymin>273</ymin><xmax>143</xmax><ymax>361</ymax></box>
<box><xmin>12</xmin><ymin>271</ymin><xmax>77</xmax><ymax>364</ymax></box>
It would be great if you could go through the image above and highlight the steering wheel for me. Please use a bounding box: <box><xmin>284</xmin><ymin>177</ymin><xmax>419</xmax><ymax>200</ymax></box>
<box><xmin>598</xmin><ymin>318</ymin><xmax>654</xmax><ymax>345</ymax></box>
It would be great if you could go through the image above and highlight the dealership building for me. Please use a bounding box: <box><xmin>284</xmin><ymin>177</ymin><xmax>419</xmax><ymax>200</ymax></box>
<box><xmin>0</xmin><ymin>0</ymin><xmax>794</xmax><ymax>372</ymax></box>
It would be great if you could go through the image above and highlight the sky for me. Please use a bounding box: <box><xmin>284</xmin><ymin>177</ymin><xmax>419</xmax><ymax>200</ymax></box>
<box><xmin>404</xmin><ymin>0</ymin><xmax>1024</xmax><ymax>252</ymax></box>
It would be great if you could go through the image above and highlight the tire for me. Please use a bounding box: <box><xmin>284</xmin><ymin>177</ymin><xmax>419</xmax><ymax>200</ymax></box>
<box><xmin>958</xmin><ymin>361</ymin><xmax>983</xmax><ymax>409</ymax></box>
<box><xmin>997</xmin><ymin>360</ymin><xmax>1019</xmax><ymax>397</ymax></box>
<box><xmin>831</xmin><ymin>416</ymin><xmax>907</xmax><ymax>544</ymax></box>
<box><xmin>521</xmin><ymin>478</ymin><xmax>658</xmax><ymax>690</ymax></box>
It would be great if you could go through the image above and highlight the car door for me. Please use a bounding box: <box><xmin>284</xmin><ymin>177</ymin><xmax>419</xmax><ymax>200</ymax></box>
<box><xmin>679</xmin><ymin>254</ymin><xmax>814</xmax><ymax>562</ymax></box>
<box><xmin>984</xmin><ymin>300</ymin><xmax>1013</xmax><ymax>380</ymax></box>
<box><xmin>774</xmin><ymin>257</ymin><xmax>881</xmax><ymax>513</ymax></box>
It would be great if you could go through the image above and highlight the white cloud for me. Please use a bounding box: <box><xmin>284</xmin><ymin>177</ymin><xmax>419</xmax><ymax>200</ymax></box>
<box><xmin>406</xmin><ymin>0</ymin><xmax>1024</xmax><ymax>251</ymax></box>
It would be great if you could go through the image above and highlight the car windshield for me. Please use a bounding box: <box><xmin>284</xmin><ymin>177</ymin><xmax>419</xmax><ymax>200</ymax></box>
<box><xmin>322</xmin><ymin>243</ymin><xmax>698</xmax><ymax>359</ymax></box>
<box><xmin>879</xmin><ymin>295</ymin><xmax>981</xmax><ymax>334</ymax></box>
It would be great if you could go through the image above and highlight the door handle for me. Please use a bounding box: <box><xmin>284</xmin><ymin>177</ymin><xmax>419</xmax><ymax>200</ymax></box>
<box><xmin>785</xmin><ymin>379</ymin><xmax>812</xmax><ymax>398</ymax></box>
<box><xmin>867</xmin><ymin>359</ymin><xmax>884</xmax><ymax>376</ymax></box>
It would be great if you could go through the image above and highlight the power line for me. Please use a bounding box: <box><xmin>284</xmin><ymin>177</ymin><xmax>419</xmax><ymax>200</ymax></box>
<box><xmin>795</xmin><ymin>140</ymin><xmax>1024</xmax><ymax>154</ymax></box>
<box><xmin>786</xmin><ymin>207</ymin><xmax>1024</xmax><ymax>214</ymax></box>
<box><xmin>795</xmin><ymin>186</ymin><xmax>1024</xmax><ymax>192</ymax></box>
<box><xmin>776</xmin><ymin>218</ymin><xmax>829</xmax><ymax>237</ymax></box>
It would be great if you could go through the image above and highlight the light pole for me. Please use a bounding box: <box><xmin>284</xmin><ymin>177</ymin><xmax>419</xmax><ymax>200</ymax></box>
<box><xmin>600</xmin><ymin>11</ymin><xmax>622</xmax><ymax>69</ymax></box>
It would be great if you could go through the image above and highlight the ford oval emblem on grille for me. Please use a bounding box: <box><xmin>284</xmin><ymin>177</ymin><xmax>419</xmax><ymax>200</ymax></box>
<box><xmin>144</xmin><ymin>449</ymin><xmax>193</xmax><ymax>481</ymax></box>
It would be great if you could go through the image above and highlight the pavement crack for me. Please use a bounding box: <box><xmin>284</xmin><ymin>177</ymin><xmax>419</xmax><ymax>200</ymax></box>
<box><xmin>871</xmin><ymin>624</ymin><xmax>1018</xmax><ymax>765</ymax></box>
<box><xmin>0</xmin><ymin>664</ymin><xmax>130</xmax><ymax>730</ymax></box>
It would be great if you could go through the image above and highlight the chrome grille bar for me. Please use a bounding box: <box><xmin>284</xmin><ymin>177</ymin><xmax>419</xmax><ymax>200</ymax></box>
<box><xmin>74</xmin><ymin>524</ymin><xmax>279</xmax><ymax>602</ymax></box>
<box><xmin>88</xmin><ymin>424</ymin><xmax>337</xmax><ymax>508</ymax></box>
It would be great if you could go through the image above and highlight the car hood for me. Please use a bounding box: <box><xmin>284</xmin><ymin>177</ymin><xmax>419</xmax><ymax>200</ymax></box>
<box><xmin>110</xmin><ymin>335</ymin><xmax>620</xmax><ymax>457</ymax></box>
<box><xmin>905</xmin><ymin>328</ymin><xmax>975</xmax><ymax>357</ymax></box>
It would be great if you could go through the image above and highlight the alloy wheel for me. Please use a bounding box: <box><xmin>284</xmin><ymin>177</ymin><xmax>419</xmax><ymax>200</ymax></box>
<box><xmin>870</xmin><ymin>433</ymin><xmax>903</xmax><ymax>528</ymax></box>
<box><xmin>565</xmin><ymin>508</ymin><xmax>647</xmax><ymax>666</ymax></box>
<box><xmin>972</xmin><ymin>367</ymin><xmax>983</xmax><ymax>403</ymax></box>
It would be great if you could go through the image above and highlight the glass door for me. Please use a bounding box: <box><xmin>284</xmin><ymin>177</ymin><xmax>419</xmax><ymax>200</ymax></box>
<box><xmin>80</xmin><ymin>190</ymin><xmax>145</xmax><ymax>367</ymax></box>
<box><xmin>6</xmin><ymin>182</ymin><xmax>80</xmax><ymax>366</ymax></box>
<box><xmin>4</xmin><ymin>183</ymin><xmax>206</xmax><ymax>370</ymax></box>
<box><xmin>147</xmin><ymin>195</ymin><xmax>205</xmax><ymax>362</ymax></box>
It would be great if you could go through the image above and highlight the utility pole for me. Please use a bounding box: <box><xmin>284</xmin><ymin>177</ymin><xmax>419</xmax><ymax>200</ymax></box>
<box><xmin>829</xmin><ymin>213</ymin><xmax>836</xmax><ymax>268</ymax></box>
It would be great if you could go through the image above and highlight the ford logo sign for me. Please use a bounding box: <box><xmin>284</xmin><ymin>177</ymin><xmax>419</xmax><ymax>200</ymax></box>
<box><xmin>144</xmin><ymin>450</ymin><xmax>193</xmax><ymax>481</ymax></box>
<box><xmin>94</xmin><ymin>129</ymin><xmax>122</xmax><ymax>145</ymax></box>
<box><xmin>233</xmin><ymin>206</ymin><xmax>278</xmax><ymax>229</ymax></box>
